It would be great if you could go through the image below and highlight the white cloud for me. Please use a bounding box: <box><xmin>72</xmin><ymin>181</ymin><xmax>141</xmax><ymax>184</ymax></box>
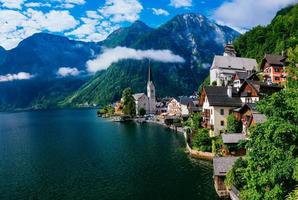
<box><xmin>55</xmin><ymin>0</ymin><xmax>85</xmax><ymax>8</ymax></box>
<box><xmin>25</xmin><ymin>2</ymin><xmax>51</xmax><ymax>7</ymax></box>
<box><xmin>57</xmin><ymin>67</ymin><xmax>81</xmax><ymax>77</ymax></box>
<box><xmin>0</xmin><ymin>9</ymin><xmax>79</xmax><ymax>49</ymax></box>
<box><xmin>170</xmin><ymin>0</ymin><xmax>192</xmax><ymax>8</ymax></box>
<box><xmin>66</xmin><ymin>10</ymin><xmax>118</xmax><ymax>42</ymax></box>
<box><xmin>86</xmin><ymin>47</ymin><xmax>185</xmax><ymax>73</ymax></box>
<box><xmin>86</xmin><ymin>10</ymin><xmax>102</xmax><ymax>19</ymax></box>
<box><xmin>213</xmin><ymin>0</ymin><xmax>297</xmax><ymax>30</ymax></box>
<box><xmin>152</xmin><ymin>8</ymin><xmax>169</xmax><ymax>16</ymax></box>
<box><xmin>0</xmin><ymin>72</ymin><xmax>34</xmax><ymax>82</ymax></box>
<box><xmin>99</xmin><ymin>0</ymin><xmax>143</xmax><ymax>22</ymax></box>
<box><xmin>0</xmin><ymin>0</ymin><xmax>24</xmax><ymax>9</ymax></box>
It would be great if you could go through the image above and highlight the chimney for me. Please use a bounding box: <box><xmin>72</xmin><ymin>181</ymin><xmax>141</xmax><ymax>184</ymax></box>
<box><xmin>227</xmin><ymin>85</ymin><xmax>233</xmax><ymax>98</ymax></box>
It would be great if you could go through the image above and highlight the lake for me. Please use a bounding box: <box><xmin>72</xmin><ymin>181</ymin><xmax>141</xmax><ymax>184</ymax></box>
<box><xmin>0</xmin><ymin>109</ymin><xmax>218</xmax><ymax>200</ymax></box>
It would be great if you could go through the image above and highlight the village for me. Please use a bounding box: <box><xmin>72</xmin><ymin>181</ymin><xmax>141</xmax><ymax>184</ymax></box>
<box><xmin>98</xmin><ymin>43</ymin><xmax>288</xmax><ymax>200</ymax></box>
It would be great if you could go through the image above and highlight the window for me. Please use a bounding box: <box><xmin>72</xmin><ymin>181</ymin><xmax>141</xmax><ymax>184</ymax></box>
<box><xmin>220</xmin><ymin>121</ymin><xmax>224</xmax><ymax>126</ymax></box>
<box><xmin>220</xmin><ymin>109</ymin><xmax>224</xmax><ymax>115</ymax></box>
<box><xmin>274</xmin><ymin>68</ymin><xmax>279</xmax><ymax>72</ymax></box>
<box><xmin>275</xmin><ymin>77</ymin><xmax>280</xmax><ymax>81</ymax></box>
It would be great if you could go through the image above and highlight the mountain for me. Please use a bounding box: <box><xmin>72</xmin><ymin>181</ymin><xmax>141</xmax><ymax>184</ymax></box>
<box><xmin>102</xmin><ymin>20</ymin><xmax>154</xmax><ymax>48</ymax></box>
<box><xmin>0</xmin><ymin>33</ymin><xmax>101</xmax><ymax>111</ymax></box>
<box><xmin>0</xmin><ymin>33</ymin><xmax>101</xmax><ymax>76</ymax></box>
<box><xmin>66</xmin><ymin>14</ymin><xmax>240</xmax><ymax>107</ymax></box>
<box><xmin>0</xmin><ymin>13</ymin><xmax>240</xmax><ymax>111</ymax></box>
<box><xmin>0</xmin><ymin>46</ymin><xmax>6</xmax><ymax>65</ymax></box>
<box><xmin>234</xmin><ymin>4</ymin><xmax>298</xmax><ymax>62</ymax></box>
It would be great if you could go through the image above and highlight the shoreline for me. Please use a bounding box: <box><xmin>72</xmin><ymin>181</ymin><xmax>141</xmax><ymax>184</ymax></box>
<box><xmin>146</xmin><ymin>118</ymin><xmax>215</xmax><ymax>161</ymax></box>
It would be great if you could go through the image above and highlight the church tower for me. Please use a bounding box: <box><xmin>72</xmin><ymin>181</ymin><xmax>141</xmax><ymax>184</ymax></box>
<box><xmin>147</xmin><ymin>61</ymin><xmax>156</xmax><ymax>114</ymax></box>
<box><xmin>223</xmin><ymin>43</ymin><xmax>237</xmax><ymax>57</ymax></box>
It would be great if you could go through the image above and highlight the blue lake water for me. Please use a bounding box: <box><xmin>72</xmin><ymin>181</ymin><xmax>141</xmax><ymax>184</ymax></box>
<box><xmin>0</xmin><ymin>109</ymin><xmax>218</xmax><ymax>200</ymax></box>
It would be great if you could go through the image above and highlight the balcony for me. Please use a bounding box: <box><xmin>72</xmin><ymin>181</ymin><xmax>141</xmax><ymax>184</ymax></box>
<box><xmin>202</xmin><ymin>110</ymin><xmax>211</xmax><ymax>118</ymax></box>
<box><xmin>201</xmin><ymin>121</ymin><xmax>214</xmax><ymax>130</ymax></box>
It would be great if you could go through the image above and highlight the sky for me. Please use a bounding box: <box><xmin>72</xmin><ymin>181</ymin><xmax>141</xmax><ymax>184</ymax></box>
<box><xmin>0</xmin><ymin>0</ymin><xmax>297</xmax><ymax>50</ymax></box>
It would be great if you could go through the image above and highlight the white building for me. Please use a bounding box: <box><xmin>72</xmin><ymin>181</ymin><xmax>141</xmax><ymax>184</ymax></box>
<box><xmin>199</xmin><ymin>86</ymin><xmax>242</xmax><ymax>136</ymax></box>
<box><xmin>133</xmin><ymin>65</ymin><xmax>156</xmax><ymax>115</ymax></box>
<box><xmin>210</xmin><ymin>44</ymin><xmax>257</xmax><ymax>86</ymax></box>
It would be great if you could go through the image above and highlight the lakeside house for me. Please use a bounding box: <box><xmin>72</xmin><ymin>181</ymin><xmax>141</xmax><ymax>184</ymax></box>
<box><xmin>213</xmin><ymin>157</ymin><xmax>238</xmax><ymax>198</ymax></box>
<box><xmin>221</xmin><ymin>133</ymin><xmax>247</xmax><ymax>156</ymax></box>
<box><xmin>232</xmin><ymin>71</ymin><xmax>260</xmax><ymax>88</ymax></box>
<box><xmin>233</xmin><ymin>103</ymin><xmax>267</xmax><ymax>135</ymax></box>
<box><xmin>210</xmin><ymin>44</ymin><xmax>257</xmax><ymax>86</ymax></box>
<box><xmin>238</xmin><ymin>80</ymin><xmax>283</xmax><ymax>104</ymax></box>
<box><xmin>260</xmin><ymin>54</ymin><xmax>287</xmax><ymax>84</ymax></box>
<box><xmin>199</xmin><ymin>86</ymin><xmax>242</xmax><ymax>136</ymax></box>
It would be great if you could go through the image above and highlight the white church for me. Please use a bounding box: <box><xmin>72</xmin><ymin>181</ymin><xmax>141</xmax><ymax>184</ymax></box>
<box><xmin>133</xmin><ymin>65</ymin><xmax>156</xmax><ymax>115</ymax></box>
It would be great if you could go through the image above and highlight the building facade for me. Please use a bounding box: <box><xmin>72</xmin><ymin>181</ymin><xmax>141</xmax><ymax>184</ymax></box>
<box><xmin>199</xmin><ymin>86</ymin><xmax>242</xmax><ymax>136</ymax></box>
<box><xmin>210</xmin><ymin>44</ymin><xmax>257</xmax><ymax>86</ymax></box>
<box><xmin>260</xmin><ymin>54</ymin><xmax>286</xmax><ymax>84</ymax></box>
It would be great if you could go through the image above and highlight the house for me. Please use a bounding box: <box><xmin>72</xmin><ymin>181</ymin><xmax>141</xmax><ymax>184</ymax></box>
<box><xmin>232</xmin><ymin>71</ymin><xmax>259</xmax><ymax>88</ymax></box>
<box><xmin>166</xmin><ymin>98</ymin><xmax>182</xmax><ymax>117</ymax></box>
<box><xmin>213</xmin><ymin>157</ymin><xmax>238</xmax><ymax>198</ymax></box>
<box><xmin>114</xmin><ymin>102</ymin><xmax>123</xmax><ymax>116</ymax></box>
<box><xmin>132</xmin><ymin>65</ymin><xmax>156</xmax><ymax>115</ymax></box>
<box><xmin>199</xmin><ymin>86</ymin><xmax>242</xmax><ymax>136</ymax></box>
<box><xmin>222</xmin><ymin>133</ymin><xmax>247</xmax><ymax>156</ymax></box>
<box><xmin>179</xmin><ymin>96</ymin><xmax>200</xmax><ymax>115</ymax></box>
<box><xmin>210</xmin><ymin>44</ymin><xmax>257</xmax><ymax>86</ymax></box>
<box><xmin>260</xmin><ymin>54</ymin><xmax>287</xmax><ymax>84</ymax></box>
<box><xmin>156</xmin><ymin>101</ymin><xmax>167</xmax><ymax>115</ymax></box>
<box><xmin>238</xmin><ymin>80</ymin><xmax>282</xmax><ymax>104</ymax></box>
<box><xmin>233</xmin><ymin>103</ymin><xmax>267</xmax><ymax>135</ymax></box>
<box><xmin>133</xmin><ymin>93</ymin><xmax>149</xmax><ymax>115</ymax></box>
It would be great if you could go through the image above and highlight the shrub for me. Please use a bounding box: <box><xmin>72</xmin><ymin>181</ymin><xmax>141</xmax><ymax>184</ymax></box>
<box><xmin>226</xmin><ymin>114</ymin><xmax>242</xmax><ymax>133</ymax></box>
<box><xmin>193</xmin><ymin>128</ymin><xmax>212</xmax><ymax>152</ymax></box>
<box><xmin>139</xmin><ymin>108</ymin><xmax>146</xmax><ymax>116</ymax></box>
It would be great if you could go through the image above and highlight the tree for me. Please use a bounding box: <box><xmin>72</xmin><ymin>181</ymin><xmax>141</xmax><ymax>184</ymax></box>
<box><xmin>97</xmin><ymin>105</ymin><xmax>115</xmax><ymax>116</ymax></box>
<box><xmin>184</xmin><ymin>113</ymin><xmax>202</xmax><ymax>131</ymax></box>
<box><xmin>193</xmin><ymin>128</ymin><xmax>212</xmax><ymax>152</ymax></box>
<box><xmin>198</xmin><ymin>75</ymin><xmax>210</xmax><ymax>96</ymax></box>
<box><xmin>286</xmin><ymin>45</ymin><xmax>298</xmax><ymax>89</ymax></box>
<box><xmin>227</xmin><ymin>89</ymin><xmax>298</xmax><ymax>200</ymax></box>
<box><xmin>139</xmin><ymin>107</ymin><xmax>146</xmax><ymax>116</ymax></box>
<box><xmin>225</xmin><ymin>158</ymin><xmax>248</xmax><ymax>189</ymax></box>
<box><xmin>122</xmin><ymin>88</ymin><xmax>136</xmax><ymax>117</ymax></box>
<box><xmin>240</xmin><ymin>119</ymin><xmax>298</xmax><ymax>200</ymax></box>
<box><xmin>226</xmin><ymin>114</ymin><xmax>242</xmax><ymax>133</ymax></box>
<box><xmin>257</xmin><ymin>89</ymin><xmax>298</xmax><ymax>124</ymax></box>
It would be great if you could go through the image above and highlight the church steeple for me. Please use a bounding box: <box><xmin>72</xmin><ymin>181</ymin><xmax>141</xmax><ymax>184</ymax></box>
<box><xmin>147</xmin><ymin>60</ymin><xmax>152</xmax><ymax>84</ymax></box>
<box><xmin>147</xmin><ymin>60</ymin><xmax>156</xmax><ymax>114</ymax></box>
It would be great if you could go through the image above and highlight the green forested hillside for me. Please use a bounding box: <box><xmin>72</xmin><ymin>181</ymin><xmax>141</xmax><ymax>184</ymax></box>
<box><xmin>234</xmin><ymin>4</ymin><xmax>298</xmax><ymax>62</ymax></box>
<box><xmin>66</xmin><ymin>14</ymin><xmax>239</xmax><ymax>106</ymax></box>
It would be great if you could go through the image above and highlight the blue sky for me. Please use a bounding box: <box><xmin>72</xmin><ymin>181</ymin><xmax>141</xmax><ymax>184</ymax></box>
<box><xmin>0</xmin><ymin>0</ymin><xmax>296</xmax><ymax>50</ymax></box>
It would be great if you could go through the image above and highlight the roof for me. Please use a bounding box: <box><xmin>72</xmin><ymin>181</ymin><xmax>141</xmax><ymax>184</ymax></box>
<box><xmin>179</xmin><ymin>96</ymin><xmax>194</xmax><ymax>106</ymax></box>
<box><xmin>222</xmin><ymin>133</ymin><xmax>247</xmax><ymax>144</ymax></box>
<box><xmin>213</xmin><ymin>157</ymin><xmax>238</xmax><ymax>176</ymax></box>
<box><xmin>263</xmin><ymin>54</ymin><xmax>286</xmax><ymax>66</ymax></box>
<box><xmin>133</xmin><ymin>93</ymin><xmax>146</xmax><ymax>100</ymax></box>
<box><xmin>203</xmin><ymin>86</ymin><xmax>242</xmax><ymax>107</ymax></box>
<box><xmin>233</xmin><ymin>103</ymin><xmax>257</xmax><ymax>113</ymax></box>
<box><xmin>243</xmin><ymin>80</ymin><xmax>283</xmax><ymax>94</ymax></box>
<box><xmin>211</xmin><ymin>56</ymin><xmax>257</xmax><ymax>70</ymax></box>
<box><xmin>235</xmin><ymin>71</ymin><xmax>250</xmax><ymax>81</ymax></box>
<box><xmin>252</xmin><ymin>113</ymin><xmax>267</xmax><ymax>123</ymax></box>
